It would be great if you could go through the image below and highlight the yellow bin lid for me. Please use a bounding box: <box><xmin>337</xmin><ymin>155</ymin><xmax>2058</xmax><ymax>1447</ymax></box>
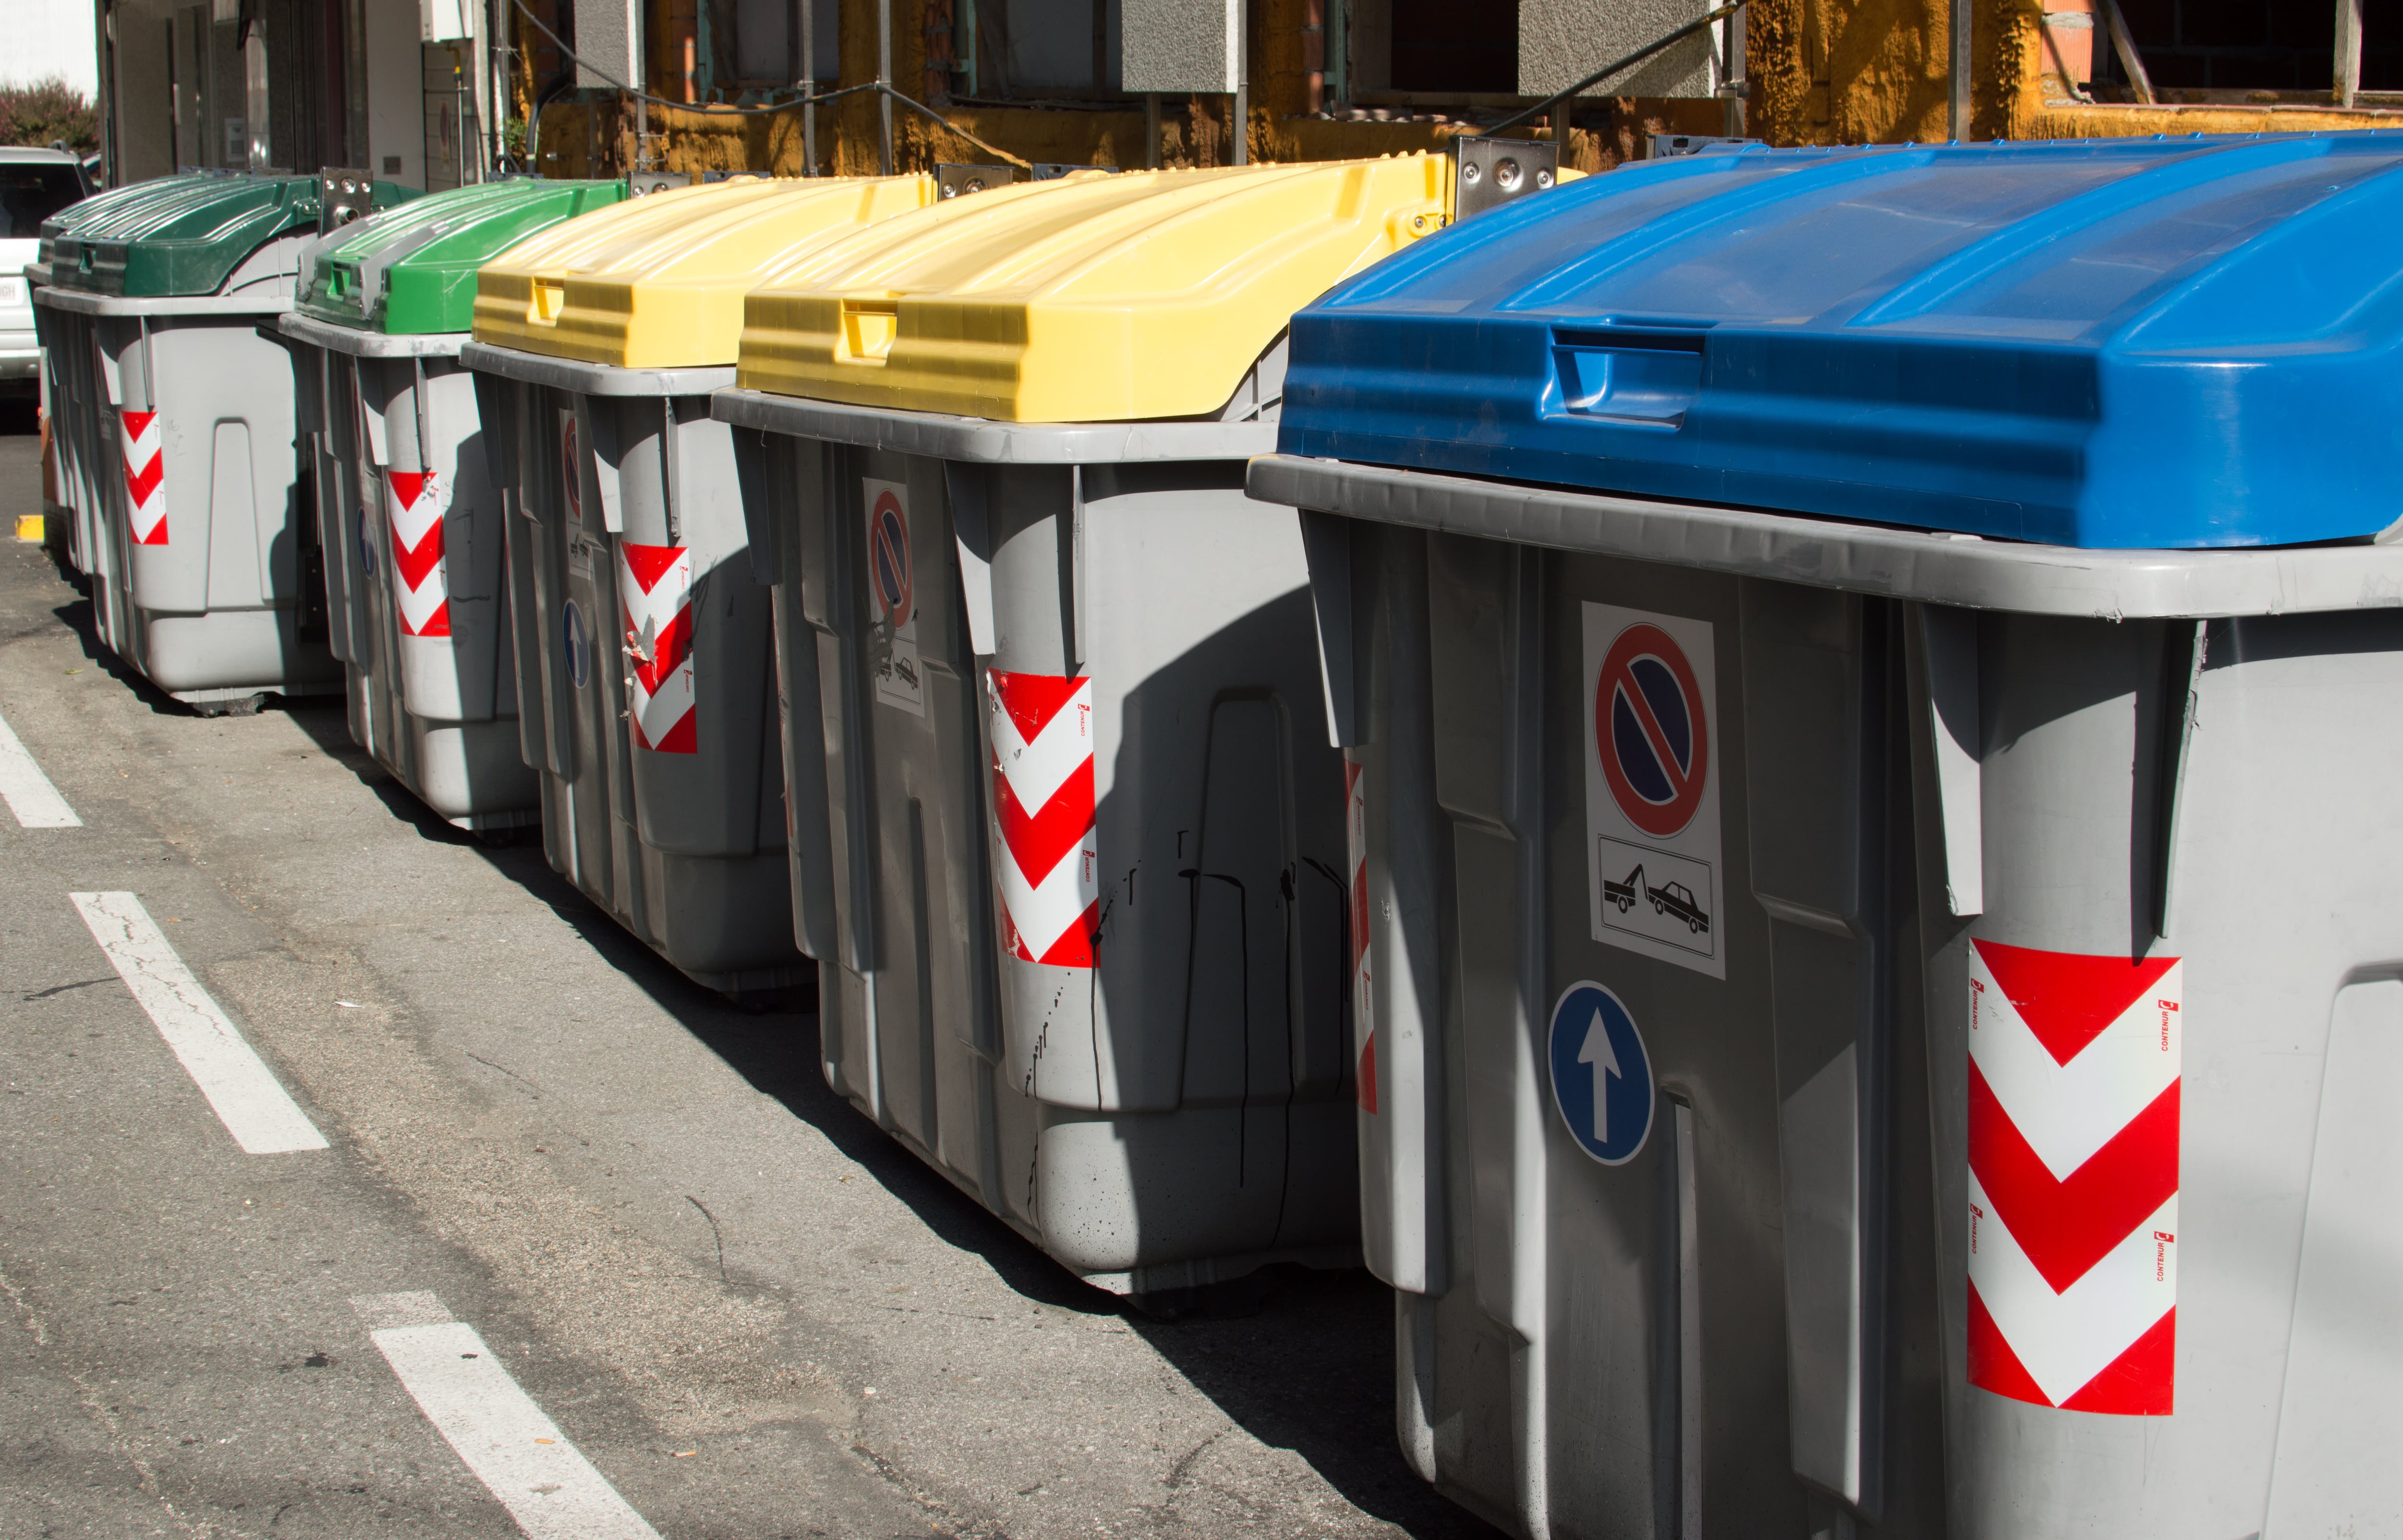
<box><xmin>735</xmin><ymin>156</ymin><xmax>1461</xmax><ymax>423</ymax></box>
<box><xmin>471</xmin><ymin>173</ymin><xmax>939</xmax><ymax>369</ymax></box>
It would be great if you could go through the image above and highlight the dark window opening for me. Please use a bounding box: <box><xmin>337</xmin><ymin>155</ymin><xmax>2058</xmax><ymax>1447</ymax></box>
<box><xmin>1389</xmin><ymin>0</ymin><xmax>1518</xmax><ymax>93</ymax></box>
<box><xmin>2105</xmin><ymin>0</ymin><xmax>2403</xmax><ymax>94</ymax></box>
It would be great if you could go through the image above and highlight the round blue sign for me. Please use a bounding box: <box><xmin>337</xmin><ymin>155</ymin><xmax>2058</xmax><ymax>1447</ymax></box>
<box><xmin>1548</xmin><ymin>981</ymin><xmax>1654</xmax><ymax>1166</ymax></box>
<box><xmin>563</xmin><ymin>599</ymin><xmax>590</xmax><ymax>690</ymax></box>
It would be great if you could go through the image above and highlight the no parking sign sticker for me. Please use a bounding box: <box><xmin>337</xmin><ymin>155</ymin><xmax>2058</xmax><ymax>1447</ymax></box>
<box><xmin>1583</xmin><ymin>603</ymin><xmax>1723</xmax><ymax>979</ymax></box>
<box><xmin>865</xmin><ymin>478</ymin><xmax>926</xmax><ymax>718</ymax></box>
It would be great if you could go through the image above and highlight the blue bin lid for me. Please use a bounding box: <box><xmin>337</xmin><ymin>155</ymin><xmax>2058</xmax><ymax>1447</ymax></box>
<box><xmin>1279</xmin><ymin>134</ymin><xmax>2403</xmax><ymax>549</ymax></box>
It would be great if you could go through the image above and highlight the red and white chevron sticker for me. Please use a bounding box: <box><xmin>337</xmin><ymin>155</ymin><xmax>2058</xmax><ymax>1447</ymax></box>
<box><xmin>121</xmin><ymin>408</ymin><xmax>166</xmax><ymax>546</ymax></box>
<box><xmin>1968</xmin><ymin>939</ymin><xmax>2181</xmax><ymax>1415</ymax></box>
<box><xmin>618</xmin><ymin>540</ymin><xmax>696</xmax><ymax>754</ymax></box>
<box><xmin>1347</xmin><ymin>756</ymin><xmax>1376</xmax><ymax>1114</ymax></box>
<box><xmin>987</xmin><ymin>669</ymin><xmax>1097</xmax><ymax>968</ymax></box>
<box><xmin>386</xmin><ymin>470</ymin><xmax>449</xmax><ymax>638</ymax></box>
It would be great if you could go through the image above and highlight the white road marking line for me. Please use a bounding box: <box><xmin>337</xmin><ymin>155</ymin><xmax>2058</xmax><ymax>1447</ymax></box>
<box><xmin>0</xmin><ymin>704</ymin><xmax>80</xmax><ymax>827</ymax></box>
<box><xmin>69</xmin><ymin>891</ymin><xmax>328</xmax><ymax>1155</ymax></box>
<box><xmin>352</xmin><ymin>1292</ymin><xmax>662</xmax><ymax>1540</ymax></box>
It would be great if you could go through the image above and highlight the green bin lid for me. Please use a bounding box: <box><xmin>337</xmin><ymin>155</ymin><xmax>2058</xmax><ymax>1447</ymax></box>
<box><xmin>51</xmin><ymin>174</ymin><xmax>420</xmax><ymax>298</ymax></box>
<box><xmin>34</xmin><ymin>172</ymin><xmax>219</xmax><ymax>280</ymax></box>
<box><xmin>299</xmin><ymin>178</ymin><xmax>628</xmax><ymax>334</ymax></box>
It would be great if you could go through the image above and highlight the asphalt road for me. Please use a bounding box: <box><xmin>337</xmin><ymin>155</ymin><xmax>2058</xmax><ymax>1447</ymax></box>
<box><xmin>0</xmin><ymin>397</ymin><xmax>1504</xmax><ymax>1540</ymax></box>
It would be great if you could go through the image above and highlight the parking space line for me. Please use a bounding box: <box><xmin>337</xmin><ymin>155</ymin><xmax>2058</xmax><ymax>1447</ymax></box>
<box><xmin>351</xmin><ymin>1292</ymin><xmax>663</xmax><ymax>1540</ymax></box>
<box><xmin>0</xmin><ymin>704</ymin><xmax>80</xmax><ymax>827</ymax></box>
<box><xmin>69</xmin><ymin>891</ymin><xmax>329</xmax><ymax>1155</ymax></box>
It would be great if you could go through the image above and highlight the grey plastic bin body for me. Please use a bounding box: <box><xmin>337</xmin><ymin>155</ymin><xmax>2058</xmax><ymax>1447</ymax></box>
<box><xmin>287</xmin><ymin>322</ymin><xmax>378</xmax><ymax>734</ymax></box>
<box><xmin>35</xmin><ymin>286</ymin><xmax>337</xmax><ymax>705</ymax></box>
<box><xmin>1257</xmin><ymin>452</ymin><xmax>2403</xmax><ymax>1540</ymax></box>
<box><xmin>29</xmin><ymin>281</ymin><xmax>124</xmax><ymax>591</ymax></box>
<box><xmin>285</xmin><ymin>315</ymin><xmax>535</xmax><ymax>828</ymax></box>
<box><xmin>27</xmin><ymin>285</ymin><xmax>100</xmax><ymax>575</ymax></box>
<box><xmin>714</xmin><ymin>389</ymin><xmax>1359</xmax><ymax>1296</ymax></box>
<box><xmin>465</xmin><ymin>342</ymin><xmax>803</xmax><ymax>995</ymax></box>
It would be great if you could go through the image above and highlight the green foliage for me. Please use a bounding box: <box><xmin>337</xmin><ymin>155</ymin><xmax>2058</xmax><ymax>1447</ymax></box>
<box><xmin>0</xmin><ymin>77</ymin><xmax>99</xmax><ymax>153</ymax></box>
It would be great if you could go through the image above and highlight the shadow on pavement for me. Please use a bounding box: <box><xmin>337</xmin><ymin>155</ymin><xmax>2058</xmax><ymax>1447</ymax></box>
<box><xmin>46</xmin><ymin>591</ymin><xmax>204</xmax><ymax>717</ymax></box>
<box><xmin>272</xmin><ymin>691</ymin><xmax>1504</xmax><ymax>1540</ymax></box>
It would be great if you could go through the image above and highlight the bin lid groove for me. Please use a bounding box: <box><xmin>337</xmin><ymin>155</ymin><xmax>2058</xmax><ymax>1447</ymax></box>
<box><xmin>733</xmin><ymin>155</ymin><xmax>1472</xmax><ymax>424</ymax></box>
<box><xmin>48</xmin><ymin>174</ymin><xmax>417</xmax><ymax>299</ymax></box>
<box><xmin>301</xmin><ymin>179</ymin><xmax>628</xmax><ymax>336</ymax></box>
<box><xmin>469</xmin><ymin>174</ymin><xmax>937</xmax><ymax>369</ymax></box>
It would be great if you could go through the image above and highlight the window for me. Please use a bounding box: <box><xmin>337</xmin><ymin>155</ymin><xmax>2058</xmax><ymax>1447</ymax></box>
<box><xmin>1390</xmin><ymin>0</ymin><xmax>1516</xmax><ymax>93</ymax></box>
<box><xmin>2106</xmin><ymin>0</ymin><xmax>2403</xmax><ymax>93</ymax></box>
<box><xmin>0</xmin><ymin>166</ymin><xmax>87</xmax><ymax>238</ymax></box>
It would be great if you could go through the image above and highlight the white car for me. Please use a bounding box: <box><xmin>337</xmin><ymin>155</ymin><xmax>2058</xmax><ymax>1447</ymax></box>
<box><xmin>1</xmin><ymin>146</ymin><xmax>92</xmax><ymax>396</ymax></box>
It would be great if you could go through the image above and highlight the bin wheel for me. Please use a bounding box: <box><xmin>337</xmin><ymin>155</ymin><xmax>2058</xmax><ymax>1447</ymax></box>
<box><xmin>191</xmin><ymin>693</ymin><xmax>266</xmax><ymax>719</ymax></box>
<box><xmin>1128</xmin><ymin>1271</ymin><xmax>1276</xmax><ymax>1322</ymax></box>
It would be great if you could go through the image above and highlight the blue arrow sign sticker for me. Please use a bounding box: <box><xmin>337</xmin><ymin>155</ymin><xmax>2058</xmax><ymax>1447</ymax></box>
<box><xmin>563</xmin><ymin>599</ymin><xmax>591</xmax><ymax>690</ymax></box>
<box><xmin>1548</xmin><ymin>981</ymin><xmax>1654</xmax><ymax>1166</ymax></box>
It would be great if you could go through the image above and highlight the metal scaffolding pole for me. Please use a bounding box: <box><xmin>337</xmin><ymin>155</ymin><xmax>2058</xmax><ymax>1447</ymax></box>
<box><xmin>800</xmin><ymin>0</ymin><xmax>817</xmax><ymax>172</ymax></box>
<box><xmin>2337</xmin><ymin>0</ymin><xmax>2365</xmax><ymax>108</ymax></box>
<box><xmin>1948</xmin><ymin>0</ymin><xmax>1969</xmax><ymax>138</ymax></box>
<box><xmin>878</xmin><ymin>0</ymin><xmax>894</xmax><ymax>174</ymax></box>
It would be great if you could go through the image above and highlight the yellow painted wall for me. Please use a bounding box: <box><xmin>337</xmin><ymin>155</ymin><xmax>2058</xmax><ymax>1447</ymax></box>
<box><xmin>1748</xmin><ymin>0</ymin><xmax>2040</xmax><ymax>145</ymax></box>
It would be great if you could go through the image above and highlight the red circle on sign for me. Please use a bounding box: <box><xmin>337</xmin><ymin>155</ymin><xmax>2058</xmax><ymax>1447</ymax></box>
<box><xmin>1595</xmin><ymin>622</ymin><xmax>1709</xmax><ymax>838</ymax></box>
<box><xmin>562</xmin><ymin>416</ymin><xmax>582</xmax><ymax>522</ymax></box>
<box><xmin>869</xmin><ymin>490</ymin><xmax>913</xmax><ymax>623</ymax></box>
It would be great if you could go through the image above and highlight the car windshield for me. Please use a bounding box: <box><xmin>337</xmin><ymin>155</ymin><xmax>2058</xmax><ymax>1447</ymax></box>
<box><xmin>0</xmin><ymin>165</ymin><xmax>86</xmax><ymax>238</ymax></box>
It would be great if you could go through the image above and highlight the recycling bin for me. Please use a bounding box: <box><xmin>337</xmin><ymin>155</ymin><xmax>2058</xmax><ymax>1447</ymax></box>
<box><xmin>280</xmin><ymin>177</ymin><xmax>626</xmax><ymax>829</ymax></box>
<box><xmin>712</xmin><ymin>149</ymin><xmax>1565</xmax><ymax>1298</ymax></box>
<box><xmin>1257</xmin><ymin>133</ymin><xmax>2403</xmax><ymax>1540</ymax></box>
<box><xmin>35</xmin><ymin>172</ymin><xmax>415</xmax><ymax>710</ymax></box>
<box><xmin>463</xmin><ymin>172</ymin><xmax>938</xmax><ymax>993</ymax></box>
<box><xmin>26</xmin><ymin>173</ymin><xmax>215</xmax><ymax>579</ymax></box>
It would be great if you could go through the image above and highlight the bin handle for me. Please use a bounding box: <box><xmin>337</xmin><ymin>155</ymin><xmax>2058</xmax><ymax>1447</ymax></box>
<box><xmin>1298</xmin><ymin>510</ymin><xmax>1361</xmax><ymax>749</ymax></box>
<box><xmin>945</xmin><ymin>462</ymin><xmax>997</xmax><ymax>656</ymax></box>
<box><xmin>1916</xmin><ymin>604</ymin><xmax>1982</xmax><ymax>916</ymax></box>
<box><xmin>575</xmin><ymin>398</ymin><xmax>625</xmax><ymax>533</ymax></box>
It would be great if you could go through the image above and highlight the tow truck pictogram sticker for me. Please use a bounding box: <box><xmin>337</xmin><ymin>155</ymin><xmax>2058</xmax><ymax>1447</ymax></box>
<box><xmin>1602</xmin><ymin>862</ymin><xmax>1712</xmax><ymax>935</ymax></box>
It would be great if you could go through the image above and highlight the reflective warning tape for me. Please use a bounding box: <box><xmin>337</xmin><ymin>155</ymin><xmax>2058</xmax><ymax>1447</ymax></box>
<box><xmin>987</xmin><ymin>669</ymin><xmax>1096</xmax><ymax>968</ymax></box>
<box><xmin>1347</xmin><ymin>756</ymin><xmax>1375</xmax><ymax>1114</ymax></box>
<box><xmin>1967</xmin><ymin>939</ymin><xmax>2180</xmax><ymax>1415</ymax></box>
<box><xmin>121</xmin><ymin>408</ymin><xmax>165</xmax><ymax>546</ymax></box>
<box><xmin>618</xmin><ymin>541</ymin><xmax>696</xmax><ymax>753</ymax></box>
<box><xmin>386</xmin><ymin>470</ymin><xmax>449</xmax><ymax>638</ymax></box>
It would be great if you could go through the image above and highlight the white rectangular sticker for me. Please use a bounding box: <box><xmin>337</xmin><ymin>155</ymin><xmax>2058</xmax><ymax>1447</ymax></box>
<box><xmin>863</xmin><ymin>478</ymin><xmax>926</xmax><ymax>717</ymax></box>
<box><xmin>1584</xmin><ymin>602</ymin><xmax>1723</xmax><ymax>979</ymax></box>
